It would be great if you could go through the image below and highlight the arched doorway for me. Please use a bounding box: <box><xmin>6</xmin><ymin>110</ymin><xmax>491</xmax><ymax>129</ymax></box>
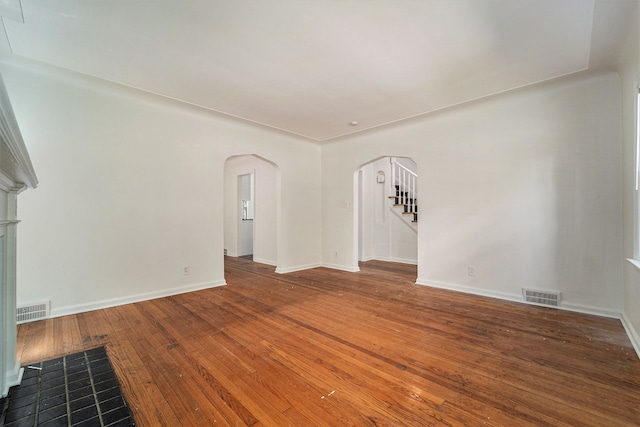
<box><xmin>355</xmin><ymin>156</ymin><xmax>418</xmax><ymax>270</ymax></box>
<box><xmin>223</xmin><ymin>155</ymin><xmax>279</xmax><ymax>267</ymax></box>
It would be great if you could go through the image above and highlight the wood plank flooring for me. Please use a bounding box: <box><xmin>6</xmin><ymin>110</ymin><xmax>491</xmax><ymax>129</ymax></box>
<box><xmin>16</xmin><ymin>258</ymin><xmax>640</xmax><ymax>426</ymax></box>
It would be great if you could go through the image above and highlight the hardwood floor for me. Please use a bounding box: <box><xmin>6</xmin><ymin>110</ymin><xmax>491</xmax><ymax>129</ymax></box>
<box><xmin>16</xmin><ymin>258</ymin><xmax>640</xmax><ymax>426</ymax></box>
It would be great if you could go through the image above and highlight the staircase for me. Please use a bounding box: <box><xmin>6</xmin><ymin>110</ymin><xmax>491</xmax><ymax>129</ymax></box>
<box><xmin>389</xmin><ymin>158</ymin><xmax>418</xmax><ymax>223</ymax></box>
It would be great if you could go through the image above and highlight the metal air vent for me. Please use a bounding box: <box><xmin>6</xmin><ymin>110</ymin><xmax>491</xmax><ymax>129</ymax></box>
<box><xmin>523</xmin><ymin>289</ymin><xmax>561</xmax><ymax>307</ymax></box>
<box><xmin>16</xmin><ymin>301</ymin><xmax>50</xmax><ymax>324</ymax></box>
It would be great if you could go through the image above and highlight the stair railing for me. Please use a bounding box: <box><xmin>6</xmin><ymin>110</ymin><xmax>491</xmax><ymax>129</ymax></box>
<box><xmin>390</xmin><ymin>158</ymin><xmax>418</xmax><ymax>221</ymax></box>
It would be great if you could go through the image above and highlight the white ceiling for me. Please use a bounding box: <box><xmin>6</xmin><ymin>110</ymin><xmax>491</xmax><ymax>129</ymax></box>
<box><xmin>0</xmin><ymin>0</ymin><xmax>634</xmax><ymax>142</ymax></box>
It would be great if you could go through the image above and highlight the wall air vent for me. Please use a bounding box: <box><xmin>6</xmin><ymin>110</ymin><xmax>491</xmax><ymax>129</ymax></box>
<box><xmin>523</xmin><ymin>289</ymin><xmax>561</xmax><ymax>307</ymax></box>
<box><xmin>16</xmin><ymin>301</ymin><xmax>50</xmax><ymax>324</ymax></box>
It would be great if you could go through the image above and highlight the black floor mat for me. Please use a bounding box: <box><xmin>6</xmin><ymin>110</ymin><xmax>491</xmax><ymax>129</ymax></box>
<box><xmin>0</xmin><ymin>347</ymin><xmax>135</xmax><ymax>426</ymax></box>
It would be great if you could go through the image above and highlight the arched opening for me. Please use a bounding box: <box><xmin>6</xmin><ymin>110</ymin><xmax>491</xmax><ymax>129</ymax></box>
<box><xmin>223</xmin><ymin>155</ymin><xmax>279</xmax><ymax>269</ymax></box>
<box><xmin>355</xmin><ymin>156</ymin><xmax>418</xmax><ymax>274</ymax></box>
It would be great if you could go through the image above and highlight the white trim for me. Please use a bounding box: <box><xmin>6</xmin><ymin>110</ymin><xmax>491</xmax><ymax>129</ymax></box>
<box><xmin>0</xmin><ymin>171</ymin><xmax>27</xmax><ymax>194</ymax></box>
<box><xmin>49</xmin><ymin>280</ymin><xmax>226</xmax><ymax>318</ymax></box>
<box><xmin>626</xmin><ymin>258</ymin><xmax>640</xmax><ymax>271</ymax></box>
<box><xmin>359</xmin><ymin>256</ymin><xmax>417</xmax><ymax>265</ymax></box>
<box><xmin>557</xmin><ymin>301</ymin><xmax>621</xmax><ymax>319</ymax></box>
<box><xmin>388</xmin><ymin>257</ymin><xmax>418</xmax><ymax>265</ymax></box>
<box><xmin>320</xmin><ymin>262</ymin><xmax>360</xmax><ymax>273</ymax></box>
<box><xmin>252</xmin><ymin>257</ymin><xmax>277</xmax><ymax>267</ymax></box>
<box><xmin>417</xmin><ymin>277</ymin><xmax>524</xmax><ymax>303</ymax></box>
<box><xmin>275</xmin><ymin>263</ymin><xmax>323</xmax><ymax>274</ymax></box>
<box><xmin>621</xmin><ymin>312</ymin><xmax>640</xmax><ymax>360</ymax></box>
<box><xmin>0</xmin><ymin>169</ymin><xmax>17</xmax><ymax>193</ymax></box>
<box><xmin>0</xmin><ymin>74</ymin><xmax>37</xmax><ymax>188</ymax></box>
<box><xmin>2</xmin><ymin>362</ymin><xmax>22</xmax><ymax>397</ymax></box>
<box><xmin>276</xmin><ymin>262</ymin><xmax>362</xmax><ymax>274</ymax></box>
<box><xmin>415</xmin><ymin>278</ymin><xmax>621</xmax><ymax>319</ymax></box>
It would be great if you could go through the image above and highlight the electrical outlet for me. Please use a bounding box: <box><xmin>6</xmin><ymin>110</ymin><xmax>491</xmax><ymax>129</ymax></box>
<box><xmin>183</xmin><ymin>265</ymin><xmax>191</xmax><ymax>275</ymax></box>
<box><xmin>468</xmin><ymin>266</ymin><xmax>476</xmax><ymax>277</ymax></box>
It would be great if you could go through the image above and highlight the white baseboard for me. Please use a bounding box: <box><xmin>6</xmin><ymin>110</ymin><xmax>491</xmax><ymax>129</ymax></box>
<box><xmin>415</xmin><ymin>278</ymin><xmax>621</xmax><ymax>319</ymax></box>
<box><xmin>252</xmin><ymin>257</ymin><xmax>277</xmax><ymax>267</ymax></box>
<box><xmin>621</xmin><ymin>312</ymin><xmax>640</xmax><ymax>360</ymax></box>
<box><xmin>559</xmin><ymin>301</ymin><xmax>621</xmax><ymax>319</ymax></box>
<box><xmin>2</xmin><ymin>362</ymin><xmax>23</xmax><ymax>397</ymax></box>
<box><xmin>272</xmin><ymin>262</ymin><xmax>362</xmax><ymax>274</ymax></box>
<box><xmin>275</xmin><ymin>263</ymin><xmax>323</xmax><ymax>274</ymax></box>
<box><xmin>321</xmin><ymin>262</ymin><xmax>361</xmax><ymax>273</ymax></box>
<box><xmin>416</xmin><ymin>277</ymin><xmax>522</xmax><ymax>303</ymax></box>
<box><xmin>389</xmin><ymin>257</ymin><xmax>418</xmax><ymax>265</ymax></box>
<box><xmin>49</xmin><ymin>280</ymin><xmax>227</xmax><ymax>318</ymax></box>
<box><xmin>359</xmin><ymin>256</ymin><xmax>417</xmax><ymax>265</ymax></box>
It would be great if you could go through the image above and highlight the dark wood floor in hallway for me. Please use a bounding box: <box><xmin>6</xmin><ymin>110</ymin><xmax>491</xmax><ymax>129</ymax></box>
<box><xmin>16</xmin><ymin>257</ymin><xmax>640</xmax><ymax>426</ymax></box>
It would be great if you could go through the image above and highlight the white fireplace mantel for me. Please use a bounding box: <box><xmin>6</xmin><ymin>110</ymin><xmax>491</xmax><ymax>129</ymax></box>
<box><xmin>0</xmin><ymin>69</ymin><xmax>37</xmax><ymax>397</ymax></box>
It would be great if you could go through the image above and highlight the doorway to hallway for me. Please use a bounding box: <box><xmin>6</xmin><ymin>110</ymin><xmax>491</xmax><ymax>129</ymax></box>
<box><xmin>223</xmin><ymin>155</ymin><xmax>279</xmax><ymax>269</ymax></box>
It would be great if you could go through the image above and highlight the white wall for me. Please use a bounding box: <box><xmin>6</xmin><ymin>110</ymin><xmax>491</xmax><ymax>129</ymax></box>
<box><xmin>224</xmin><ymin>155</ymin><xmax>278</xmax><ymax>265</ymax></box>
<box><xmin>323</xmin><ymin>72</ymin><xmax>623</xmax><ymax>316</ymax></box>
<box><xmin>0</xmin><ymin>60</ymin><xmax>321</xmax><ymax>317</ymax></box>
<box><xmin>617</xmin><ymin>1</ymin><xmax>640</xmax><ymax>356</ymax></box>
